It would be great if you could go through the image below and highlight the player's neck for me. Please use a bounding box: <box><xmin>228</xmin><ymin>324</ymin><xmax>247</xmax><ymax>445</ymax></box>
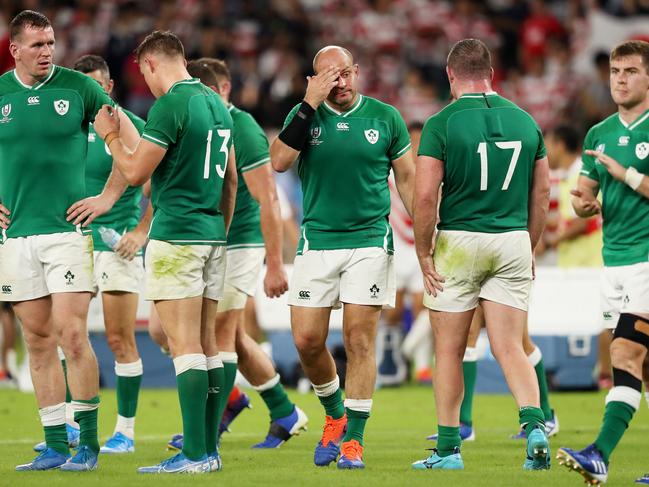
<box><xmin>326</xmin><ymin>92</ymin><xmax>359</xmax><ymax>113</ymax></box>
<box><xmin>618</xmin><ymin>98</ymin><xmax>649</xmax><ymax>126</ymax></box>
<box><xmin>160</xmin><ymin>66</ymin><xmax>193</xmax><ymax>95</ymax></box>
<box><xmin>452</xmin><ymin>80</ymin><xmax>493</xmax><ymax>99</ymax></box>
<box><xmin>14</xmin><ymin>64</ymin><xmax>51</xmax><ymax>87</ymax></box>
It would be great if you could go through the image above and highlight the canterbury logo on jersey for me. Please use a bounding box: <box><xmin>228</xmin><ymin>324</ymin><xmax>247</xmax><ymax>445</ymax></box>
<box><xmin>27</xmin><ymin>96</ymin><xmax>40</xmax><ymax>105</ymax></box>
<box><xmin>298</xmin><ymin>290</ymin><xmax>311</xmax><ymax>299</ymax></box>
<box><xmin>336</xmin><ymin>122</ymin><xmax>349</xmax><ymax>131</ymax></box>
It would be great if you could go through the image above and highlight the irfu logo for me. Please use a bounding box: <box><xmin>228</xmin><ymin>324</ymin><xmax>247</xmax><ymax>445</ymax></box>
<box><xmin>64</xmin><ymin>270</ymin><xmax>75</xmax><ymax>285</ymax></box>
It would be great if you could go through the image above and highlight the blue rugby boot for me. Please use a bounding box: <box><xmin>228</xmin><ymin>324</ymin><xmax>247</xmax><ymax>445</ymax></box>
<box><xmin>253</xmin><ymin>406</ymin><xmax>308</xmax><ymax>448</ymax></box>
<box><xmin>138</xmin><ymin>452</ymin><xmax>210</xmax><ymax>474</ymax></box>
<box><xmin>412</xmin><ymin>447</ymin><xmax>464</xmax><ymax>470</ymax></box>
<box><xmin>557</xmin><ymin>444</ymin><xmax>607</xmax><ymax>485</ymax></box>
<box><xmin>100</xmin><ymin>432</ymin><xmax>134</xmax><ymax>454</ymax></box>
<box><xmin>16</xmin><ymin>448</ymin><xmax>70</xmax><ymax>471</ymax></box>
<box><xmin>60</xmin><ymin>445</ymin><xmax>98</xmax><ymax>472</ymax></box>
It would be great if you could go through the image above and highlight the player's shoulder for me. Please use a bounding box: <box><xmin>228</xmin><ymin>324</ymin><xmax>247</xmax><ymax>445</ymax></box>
<box><xmin>51</xmin><ymin>65</ymin><xmax>102</xmax><ymax>90</ymax></box>
<box><xmin>359</xmin><ymin>95</ymin><xmax>403</xmax><ymax>119</ymax></box>
<box><xmin>0</xmin><ymin>69</ymin><xmax>18</xmax><ymax>93</ymax></box>
<box><xmin>586</xmin><ymin>112</ymin><xmax>621</xmax><ymax>137</ymax></box>
<box><xmin>229</xmin><ymin>104</ymin><xmax>258</xmax><ymax>125</ymax></box>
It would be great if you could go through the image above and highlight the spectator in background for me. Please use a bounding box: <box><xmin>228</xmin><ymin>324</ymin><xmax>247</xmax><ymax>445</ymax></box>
<box><xmin>579</xmin><ymin>51</ymin><xmax>618</xmax><ymax>131</ymax></box>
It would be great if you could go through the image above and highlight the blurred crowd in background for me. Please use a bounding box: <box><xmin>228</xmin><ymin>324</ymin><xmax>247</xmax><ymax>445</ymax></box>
<box><xmin>3</xmin><ymin>0</ymin><xmax>649</xmax><ymax>130</ymax></box>
<box><xmin>0</xmin><ymin>0</ymin><xmax>648</xmax><ymax>258</ymax></box>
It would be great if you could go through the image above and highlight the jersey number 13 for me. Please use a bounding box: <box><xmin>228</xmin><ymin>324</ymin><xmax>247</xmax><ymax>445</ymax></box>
<box><xmin>203</xmin><ymin>128</ymin><xmax>231</xmax><ymax>179</ymax></box>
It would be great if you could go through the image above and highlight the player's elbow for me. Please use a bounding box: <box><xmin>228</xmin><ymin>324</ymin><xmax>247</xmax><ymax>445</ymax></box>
<box><xmin>124</xmin><ymin>170</ymin><xmax>147</xmax><ymax>187</ymax></box>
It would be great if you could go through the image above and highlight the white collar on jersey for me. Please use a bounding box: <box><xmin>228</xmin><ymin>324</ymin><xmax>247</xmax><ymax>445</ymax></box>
<box><xmin>459</xmin><ymin>91</ymin><xmax>498</xmax><ymax>99</ymax></box>
<box><xmin>618</xmin><ymin>110</ymin><xmax>649</xmax><ymax>131</ymax></box>
<box><xmin>322</xmin><ymin>94</ymin><xmax>364</xmax><ymax>117</ymax></box>
<box><xmin>13</xmin><ymin>65</ymin><xmax>56</xmax><ymax>90</ymax></box>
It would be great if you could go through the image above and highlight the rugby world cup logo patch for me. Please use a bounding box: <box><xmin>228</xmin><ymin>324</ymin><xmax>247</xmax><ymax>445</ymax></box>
<box><xmin>54</xmin><ymin>99</ymin><xmax>69</xmax><ymax>116</ymax></box>
<box><xmin>364</xmin><ymin>129</ymin><xmax>379</xmax><ymax>144</ymax></box>
<box><xmin>635</xmin><ymin>142</ymin><xmax>649</xmax><ymax>160</ymax></box>
<box><xmin>311</xmin><ymin>126</ymin><xmax>321</xmax><ymax>139</ymax></box>
<box><xmin>0</xmin><ymin>104</ymin><xmax>11</xmax><ymax>123</ymax></box>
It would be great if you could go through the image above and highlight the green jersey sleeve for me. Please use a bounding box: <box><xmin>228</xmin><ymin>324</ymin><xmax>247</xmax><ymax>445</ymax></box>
<box><xmin>234</xmin><ymin>112</ymin><xmax>270</xmax><ymax>173</ymax></box>
<box><xmin>418</xmin><ymin>115</ymin><xmax>446</xmax><ymax>160</ymax></box>
<box><xmin>79</xmin><ymin>76</ymin><xmax>114</xmax><ymax>125</ymax></box>
<box><xmin>580</xmin><ymin>127</ymin><xmax>599</xmax><ymax>181</ymax></box>
<box><xmin>142</xmin><ymin>96</ymin><xmax>182</xmax><ymax>148</ymax></box>
<box><xmin>387</xmin><ymin>107</ymin><xmax>411</xmax><ymax>160</ymax></box>
<box><xmin>534</xmin><ymin>123</ymin><xmax>547</xmax><ymax>160</ymax></box>
<box><xmin>124</xmin><ymin>109</ymin><xmax>146</xmax><ymax>134</ymax></box>
<box><xmin>282</xmin><ymin>104</ymin><xmax>301</xmax><ymax>128</ymax></box>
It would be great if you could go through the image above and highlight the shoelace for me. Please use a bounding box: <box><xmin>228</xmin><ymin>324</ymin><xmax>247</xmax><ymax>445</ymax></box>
<box><xmin>321</xmin><ymin>418</ymin><xmax>344</xmax><ymax>444</ymax></box>
<box><xmin>341</xmin><ymin>441</ymin><xmax>363</xmax><ymax>459</ymax></box>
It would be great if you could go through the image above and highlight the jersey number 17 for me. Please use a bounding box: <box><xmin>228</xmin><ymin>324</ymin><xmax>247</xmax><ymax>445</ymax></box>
<box><xmin>476</xmin><ymin>140</ymin><xmax>522</xmax><ymax>191</ymax></box>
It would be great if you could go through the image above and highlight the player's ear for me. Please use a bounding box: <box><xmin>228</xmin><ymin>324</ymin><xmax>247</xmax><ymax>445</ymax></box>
<box><xmin>446</xmin><ymin>66</ymin><xmax>454</xmax><ymax>83</ymax></box>
<box><xmin>9</xmin><ymin>41</ymin><xmax>19</xmax><ymax>61</ymax></box>
<box><xmin>107</xmin><ymin>79</ymin><xmax>115</xmax><ymax>96</ymax></box>
<box><xmin>490</xmin><ymin>67</ymin><xmax>494</xmax><ymax>81</ymax></box>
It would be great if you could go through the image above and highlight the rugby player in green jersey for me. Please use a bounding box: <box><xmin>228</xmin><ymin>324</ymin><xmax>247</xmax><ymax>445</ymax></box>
<box><xmin>271</xmin><ymin>45</ymin><xmax>415</xmax><ymax>469</ymax></box>
<box><xmin>74</xmin><ymin>54</ymin><xmax>151</xmax><ymax>454</ymax></box>
<box><xmin>412</xmin><ymin>39</ymin><xmax>551</xmax><ymax>471</ymax></box>
<box><xmin>557</xmin><ymin>40</ymin><xmax>649</xmax><ymax>486</ymax></box>
<box><xmin>92</xmin><ymin>31</ymin><xmax>237</xmax><ymax>474</ymax></box>
<box><xmin>184</xmin><ymin>58</ymin><xmax>306</xmax><ymax>447</ymax></box>
<box><xmin>0</xmin><ymin>10</ymin><xmax>139</xmax><ymax>472</ymax></box>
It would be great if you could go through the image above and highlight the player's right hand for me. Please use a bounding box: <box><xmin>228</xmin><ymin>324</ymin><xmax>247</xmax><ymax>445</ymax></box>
<box><xmin>264</xmin><ymin>265</ymin><xmax>289</xmax><ymax>298</ymax></box>
<box><xmin>304</xmin><ymin>66</ymin><xmax>340</xmax><ymax>109</ymax></box>
<box><xmin>570</xmin><ymin>188</ymin><xmax>601</xmax><ymax>216</ymax></box>
<box><xmin>0</xmin><ymin>203</ymin><xmax>10</xmax><ymax>230</ymax></box>
<box><xmin>419</xmin><ymin>255</ymin><xmax>445</xmax><ymax>297</ymax></box>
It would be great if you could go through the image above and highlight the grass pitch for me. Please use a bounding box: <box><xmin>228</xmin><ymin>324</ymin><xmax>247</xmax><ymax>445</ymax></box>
<box><xmin>0</xmin><ymin>386</ymin><xmax>647</xmax><ymax>486</ymax></box>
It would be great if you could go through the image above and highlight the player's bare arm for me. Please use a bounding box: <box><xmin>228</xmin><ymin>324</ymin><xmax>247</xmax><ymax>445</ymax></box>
<box><xmin>93</xmin><ymin>104</ymin><xmax>167</xmax><ymax>186</ymax></box>
<box><xmin>114</xmin><ymin>200</ymin><xmax>153</xmax><ymax>261</ymax></box>
<box><xmin>244</xmin><ymin>163</ymin><xmax>289</xmax><ymax>298</ymax></box>
<box><xmin>66</xmin><ymin>108</ymin><xmax>140</xmax><ymax>226</ymax></box>
<box><xmin>413</xmin><ymin>154</ymin><xmax>445</xmax><ymax>297</ymax></box>
<box><xmin>391</xmin><ymin>149</ymin><xmax>416</xmax><ymax>217</ymax></box>
<box><xmin>271</xmin><ymin>66</ymin><xmax>340</xmax><ymax>172</ymax></box>
<box><xmin>527</xmin><ymin>156</ymin><xmax>550</xmax><ymax>250</ymax></box>
<box><xmin>587</xmin><ymin>149</ymin><xmax>649</xmax><ymax>199</ymax></box>
<box><xmin>571</xmin><ymin>175</ymin><xmax>601</xmax><ymax>217</ymax></box>
<box><xmin>220</xmin><ymin>145</ymin><xmax>238</xmax><ymax>233</ymax></box>
<box><xmin>0</xmin><ymin>202</ymin><xmax>9</xmax><ymax>229</ymax></box>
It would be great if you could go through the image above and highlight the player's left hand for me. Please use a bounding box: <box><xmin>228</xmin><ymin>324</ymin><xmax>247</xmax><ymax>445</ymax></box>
<box><xmin>418</xmin><ymin>254</ymin><xmax>445</xmax><ymax>297</ymax></box>
<box><xmin>94</xmin><ymin>104</ymin><xmax>121</xmax><ymax>139</ymax></box>
<box><xmin>66</xmin><ymin>195</ymin><xmax>113</xmax><ymax>226</ymax></box>
<box><xmin>264</xmin><ymin>264</ymin><xmax>289</xmax><ymax>298</ymax></box>
<box><xmin>585</xmin><ymin>149</ymin><xmax>626</xmax><ymax>182</ymax></box>
<box><xmin>0</xmin><ymin>202</ymin><xmax>10</xmax><ymax>230</ymax></box>
<box><xmin>114</xmin><ymin>228</ymin><xmax>147</xmax><ymax>260</ymax></box>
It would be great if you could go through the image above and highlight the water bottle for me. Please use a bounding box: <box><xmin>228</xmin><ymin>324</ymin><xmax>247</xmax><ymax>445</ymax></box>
<box><xmin>98</xmin><ymin>226</ymin><xmax>122</xmax><ymax>250</ymax></box>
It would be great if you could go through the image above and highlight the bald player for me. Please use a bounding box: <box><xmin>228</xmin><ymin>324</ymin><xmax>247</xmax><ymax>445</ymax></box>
<box><xmin>271</xmin><ymin>45</ymin><xmax>415</xmax><ymax>469</ymax></box>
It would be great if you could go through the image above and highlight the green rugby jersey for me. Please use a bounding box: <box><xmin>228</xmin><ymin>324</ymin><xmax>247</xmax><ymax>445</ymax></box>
<box><xmin>227</xmin><ymin>104</ymin><xmax>269</xmax><ymax>249</ymax></box>
<box><xmin>419</xmin><ymin>92</ymin><xmax>546</xmax><ymax>233</ymax></box>
<box><xmin>0</xmin><ymin>65</ymin><xmax>113</xmax><ymax>239</ymax></box>
<box><xmin>86</xmin><ymin>109</ymin><xmax>146</xmax><ymax>252</ymax></box>
<box><xmin>142</xmin><ymin>79</ymin><xmax>233</xmax><ymax>245</ymax></box>
<box><xmin>581</xmin><ymin>110</ymin><xmax>649</xmax><ymax>266</ymax></box>
<box><xmin>284</xmin><ymin>95</ymin><xmax>411</xmax><ymax>253</ymax></box>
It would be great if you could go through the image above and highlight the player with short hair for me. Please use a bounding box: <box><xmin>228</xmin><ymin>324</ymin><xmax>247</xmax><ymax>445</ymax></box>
<box><xmin>161</xmin><ymin>57</ymin><xmax>307</xmax><ymax>449</ymax></box>
<box><xmin>271</xmin><ymin>45</ymin><xmax>415</xmax><ymax>469</ymax></box>
<box><xmin>557</xmin><ymin>40</ymin><xmax>649</xmax><ymax>486</ymax></box>
<box><xmin>411</xmin><ymin>38</ymin><xmax>551</xmax><ymax>471</ymax></box>
<box><xmin>73</xmin><ymin>54</ymin><xmax>151</xmax><ymax>454</ymax></box>
<box><xmin>0</xmin><ymin>10</ymin><xmax>139</xmax><ymax>472</ymax></box>
<box><xmin>91</xmin><ymin>30</ymin><xmax>237</xmax><ymax>474</ymax></box>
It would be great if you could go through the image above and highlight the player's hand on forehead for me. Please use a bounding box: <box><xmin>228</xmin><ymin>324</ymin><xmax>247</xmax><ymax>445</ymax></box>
<box><xmin>304</xmin><ymin>65</ymin><xmax>340</xmax><ymax>108</ymax></box>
